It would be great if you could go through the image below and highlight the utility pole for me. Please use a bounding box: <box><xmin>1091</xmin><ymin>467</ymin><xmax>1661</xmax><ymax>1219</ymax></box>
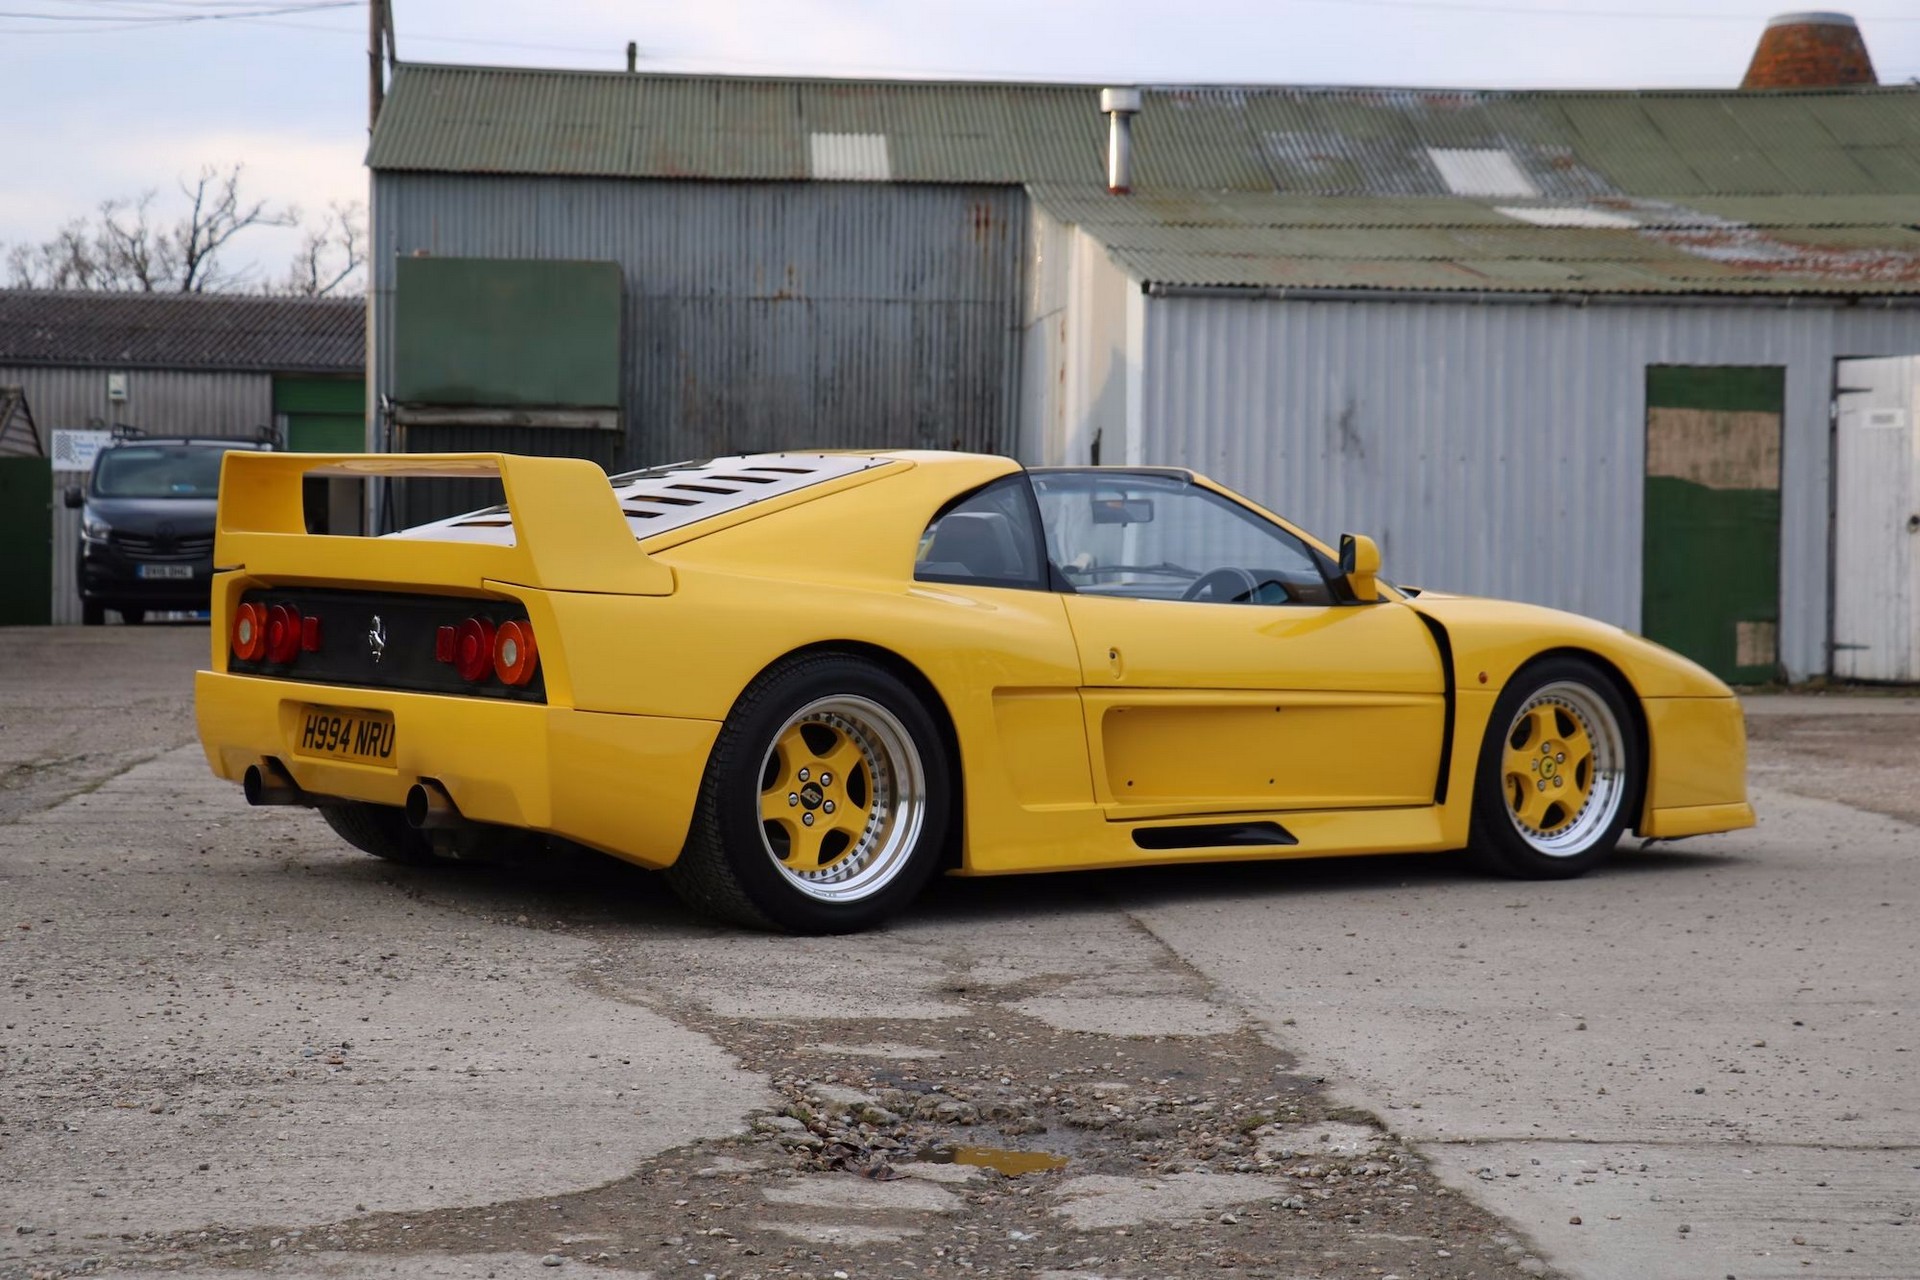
<box><xmin>368</xmin><ymin>0</ymin><xmax>393</xmax><ymax>131</ymax></box>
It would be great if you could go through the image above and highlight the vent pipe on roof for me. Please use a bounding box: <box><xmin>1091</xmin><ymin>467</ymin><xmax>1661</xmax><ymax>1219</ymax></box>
<box><xmin>626</xmin><ymin>41</ymin><xmax>638</xmax><ymax>73</ymax></box>
<box><xmin>1100</xmin><ymin>87</ymin><xmax>1142</xmax><ymax>195</ymax></box>
<box><xmin>1742</xmin><ymin>12</ymin><xmax>1876</xmax><ymax>88</ymax></box>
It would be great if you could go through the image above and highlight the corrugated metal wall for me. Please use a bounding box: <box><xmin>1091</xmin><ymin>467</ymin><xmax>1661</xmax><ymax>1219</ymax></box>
<box><xmin>372</xmin><ymin>175</ymin><xmax>1025</xmax><ymax>491</ymax></box>
<box><xmin>1131</xmin><ymin>294</ymin><xmax>1920</xmax><ymax>680</ymax></box>
<box><xmin>1018</xmin><ymin>203</ymin><xmax>1138</xmax><ymax>467</ymax></box>
<box><xmin>1</xmin><ymin>366</ymin><xmax>273</xmax><ymax>625</ymax></box>
<box><xmin>0</xmin><ymin>366</ymin><xmax>274</xmax><ymax>441</ymax></box>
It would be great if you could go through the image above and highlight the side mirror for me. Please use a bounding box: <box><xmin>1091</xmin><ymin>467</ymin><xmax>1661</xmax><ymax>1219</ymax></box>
<box><xmin>63</xmin><ymin>485</ymin><xmax>84</xmax><ymax>509</ymax></box>
<box><xmin>1339</xmin><ymin>533</ymin><xmax>1381</xmax><ymax>602</ymax></box>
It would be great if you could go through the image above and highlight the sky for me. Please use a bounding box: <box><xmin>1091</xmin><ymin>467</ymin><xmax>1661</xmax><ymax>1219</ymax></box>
<box><xmin>4</xmin><ymin>0</ymin><xmax>1918</xmax><ymax>290</ymax></box>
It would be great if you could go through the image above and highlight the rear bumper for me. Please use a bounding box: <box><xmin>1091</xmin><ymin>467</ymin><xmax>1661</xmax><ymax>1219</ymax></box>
<box><xmin>195</xmin><ymin>671</ymin><xmax>718</xmax><ymax>869</ymax></box>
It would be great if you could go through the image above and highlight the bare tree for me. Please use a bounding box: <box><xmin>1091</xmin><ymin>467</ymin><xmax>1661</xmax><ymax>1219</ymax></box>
<box><xmin>6</xmin><ymin>218</ymin><xmax>104</xmax><ymax>289</ymax></box>
<box><xmin>281</xmin><ymin>201</ymin><xmax>367</xmax><ymax>297</ymax></box>
<box><xmin>3</xmin><ymin>162</ymin><xmax>309</xmax><ymax>293</ymax></box>
<box><xmin>173</xmin><ymin>164</ymin><xmax>297</xmax><ymax>292</ymax></box>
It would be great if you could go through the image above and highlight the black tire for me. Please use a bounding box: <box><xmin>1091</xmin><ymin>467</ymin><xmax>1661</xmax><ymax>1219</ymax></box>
<box><xmin>1467</xmin><ymin>656</ymin><xmax>1641</xmax><ymax>879</ymax></box>
<box><xmin>81</xmin><ymin>601</ymin><xmax>105</xmax><ymax>626</ymax></box>
<box><xmin>118</xmin><ymin>607</ymin><xmax>146</xmax><ymax>625</ymax></box>
<box><xmin>318</xmin><ymin>801</ymin><xmax>437</xmax><ymax>866</ymax></box>
<box><xmin>666</xmin><ymin>653</ymin><xmax>952</xmax><ymax>934</ymax></box>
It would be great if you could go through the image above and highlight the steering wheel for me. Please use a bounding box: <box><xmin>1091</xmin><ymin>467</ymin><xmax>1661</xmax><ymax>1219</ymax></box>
<box><xmin>1180</xmin><ymin>566</ymin><xmax>1262</xmax><ymax>604</ymax></box>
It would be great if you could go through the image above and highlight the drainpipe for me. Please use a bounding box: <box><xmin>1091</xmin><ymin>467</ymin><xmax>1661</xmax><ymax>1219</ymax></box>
<box><xmin>1100</xmin><ymin>87</ymin><xmax>1142</xmax><ymax>194</ymax></box>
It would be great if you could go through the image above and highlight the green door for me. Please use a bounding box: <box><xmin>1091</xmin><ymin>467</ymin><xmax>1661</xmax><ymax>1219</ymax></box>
<box><xmin>274</xmin><ymin>375</ymin><xmax>367</xmax><ymax>534</ymax></box>
<box><xmin>0</xmin><ymin>457</ymin><xmax>53</xmax><ymax>625</ymax></box>
<box><xmin>1642</xmin><ymin>366</ymin><xmax>1784</xmax><ymax>683</ymax></box>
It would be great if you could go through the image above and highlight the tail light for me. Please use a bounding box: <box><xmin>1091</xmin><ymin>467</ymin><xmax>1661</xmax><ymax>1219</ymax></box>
<box><xmin>265</xmin><ymin>604</ymin><xmax>302</xmax><ymax>665</ymax></box>
<box><xmin>452</xmin><ymin>617</ymin><xmax>496</xmax><ymax>683</ymax></box>
<box><xmin>493</xmin><ymin>620</ymin><xmax>539</xmax><ymax>686</ymax></box>
<box><xmin>231</xmin><ymin>602</ymin><xmax>268</xmax><ymax>662</ymax></box>
<box><xmin>300</xmin><ymin>614</ymin><xmax>323</xmax><ymax>652</ymax></box>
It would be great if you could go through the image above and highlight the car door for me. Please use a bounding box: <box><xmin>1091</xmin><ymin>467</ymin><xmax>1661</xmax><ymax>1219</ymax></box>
<box><xmin>1032</xmin><ymin>469</ymin><xmax>1447</xmax><ymax>821</ymax></box>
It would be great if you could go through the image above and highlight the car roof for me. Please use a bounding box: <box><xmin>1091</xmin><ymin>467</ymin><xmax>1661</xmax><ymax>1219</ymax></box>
<box><xmin>103</xmin><ymin>436</ymin><xmax>271</xmax><ymax>449</ymax></box>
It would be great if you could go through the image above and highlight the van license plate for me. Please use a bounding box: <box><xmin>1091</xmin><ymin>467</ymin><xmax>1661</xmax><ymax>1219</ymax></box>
<box><xmin>295</xmin><ymin>706</ymin><xmax>397</xmax><ymax>765</ymax></box>
<box><xmin>137</xmin><ymin>564</ymin><xmax>193</xmax><ymax>580</ymax></box>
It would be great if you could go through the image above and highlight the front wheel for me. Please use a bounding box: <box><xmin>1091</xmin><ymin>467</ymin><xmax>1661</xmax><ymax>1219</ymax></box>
<box><xmin>1467</xmin><ymin>658</ymin><xmax>1640</xmax><ymax>879</ymax></box>
<box><xmin>667</xmin><ymin>654</ymin><xmax>951</xmax><ymax>933</ymax></box>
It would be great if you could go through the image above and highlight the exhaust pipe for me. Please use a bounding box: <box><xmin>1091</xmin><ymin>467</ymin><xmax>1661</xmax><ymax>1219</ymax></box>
<box><xmin>243</xmin><ymin>758</ymin><xmax>312</xmax><ymax>807</ymax></box>
<box><xmin>405</xmin><ymin>779</ymin><xmax>462</xmax><ymax>831</ymax></box>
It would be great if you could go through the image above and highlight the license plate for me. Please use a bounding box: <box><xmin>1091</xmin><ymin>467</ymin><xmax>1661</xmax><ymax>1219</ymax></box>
<box><xmin>137</xmin><ymin>564</ymin><xmax>194</xmax><ymax>580</ymax></box>
<box><xmin>295</xmin><ymin>706</ymin><xmax>397</xmax><ymax>765</ymax></box>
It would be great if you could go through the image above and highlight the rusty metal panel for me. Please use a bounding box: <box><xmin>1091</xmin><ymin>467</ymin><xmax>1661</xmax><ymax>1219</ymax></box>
<box><xmin>1132</xmin><ymin>291</ymin><xmax>1920</xmax><ymax>681</ymax></box>
<box><xmin>372</xmin><ymin>173</ymin><xmax>1023</xmax><ymax>516</ymax></box>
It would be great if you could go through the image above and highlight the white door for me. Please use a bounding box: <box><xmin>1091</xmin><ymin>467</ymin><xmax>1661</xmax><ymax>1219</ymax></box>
<box><xmin>1833</xmin><ymin>357</ymin><xmax>1920</xmax><ymax>681</ymax></box>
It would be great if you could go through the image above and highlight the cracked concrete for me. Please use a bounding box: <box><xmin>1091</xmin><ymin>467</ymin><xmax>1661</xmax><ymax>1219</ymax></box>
<box><xmin>1117</xmin><ymin>695</ymin><xmax>1920</xmax><ymax>1280</ymax></box>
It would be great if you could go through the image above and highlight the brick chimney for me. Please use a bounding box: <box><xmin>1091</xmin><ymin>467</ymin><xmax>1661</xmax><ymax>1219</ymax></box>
<box><xmin>1742</xmin><ymin>12</ymin><xmax>1877</xmax><ymax>88</ymax></box>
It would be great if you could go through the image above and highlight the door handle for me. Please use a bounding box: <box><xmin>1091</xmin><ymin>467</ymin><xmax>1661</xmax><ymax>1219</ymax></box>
<box><xmin>1909</xmin><ymin>514</ymin><xmax>1920</xmax><ymax>533</ymax></box>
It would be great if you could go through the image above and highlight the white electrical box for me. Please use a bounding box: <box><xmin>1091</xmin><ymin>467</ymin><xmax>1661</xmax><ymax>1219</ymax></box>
<box><xmin>106</xmin><ymin>372</ymin><xmax>128</xmax><ymax>403</ymax></box>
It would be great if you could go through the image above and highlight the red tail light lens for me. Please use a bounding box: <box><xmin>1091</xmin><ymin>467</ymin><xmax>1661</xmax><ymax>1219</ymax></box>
<box><xmin>435</xmin><ymin>625</ymin><xmax>456</xmax><ymax>664</ymax></box>
<box><xmin>231</xmin><ymin>602</ymin><xmax>267</xmax><ymax>662</ymax></box>
<box><xmin>493</xmin><ymin>620</ymin><xmax>539</xmax><ymax>686</ymax></box>
<box><xmin>265</xmin><ymin>604</ymin><xmax>302</xmax><ymax>665</ymax></box>
<box><xmin>300</xmin><ymin>615</ymin><xmax>323</xmax><ymax>653</ymax></box>
<box><xmin>453</xmin><ymin>617</ymin><xmax>496</xmax><ymax>683</ymax></box>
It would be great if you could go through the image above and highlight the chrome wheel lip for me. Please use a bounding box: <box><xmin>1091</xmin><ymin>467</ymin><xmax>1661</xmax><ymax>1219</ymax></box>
<box><xmin>757</xmin><ymin>694</ymin><xmax>926</xmax><ymax>904</ymax></box>
<box><xmin>1502</xmin><ymin>680</ymin><xmax>1626</xmax><ymax>858</ymax></box>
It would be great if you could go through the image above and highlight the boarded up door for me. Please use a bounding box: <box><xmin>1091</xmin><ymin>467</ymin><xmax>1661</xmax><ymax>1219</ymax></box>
<box><xmin>1832</xmin><ymin>356</ymin><xmax>1920</xmax><ymax>682</ymax></box>
<box><xmin>1642</xmin><ymin>366</ymin><xmax>1783</xmax><ymax>683</ymax></box>
<box><xmin>0</xmin><ymin>457</ymin><xmax>53</xmax><ymax>625</ymax></box>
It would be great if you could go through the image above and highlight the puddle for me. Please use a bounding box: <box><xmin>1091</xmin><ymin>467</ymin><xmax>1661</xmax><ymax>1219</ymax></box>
<box><xmin>919</xmin><ymin>1144</ymin><xmax>1070</xmax><ymax>1176</ymax></box>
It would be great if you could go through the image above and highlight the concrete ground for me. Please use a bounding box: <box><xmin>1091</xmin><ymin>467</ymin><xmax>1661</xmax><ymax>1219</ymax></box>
<box><xmin>1</xmin><ymin>629</ymin><xmax>1914</xmax><ymax>1280</ymax></box>
<box><xmin>1123</xmin><ymin>695</ymin><xmax>1920</xmax><ymax>1280</ymax></box>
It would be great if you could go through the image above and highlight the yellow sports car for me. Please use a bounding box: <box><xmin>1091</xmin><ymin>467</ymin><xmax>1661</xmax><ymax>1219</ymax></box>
<box><xmin>195</xmin><ymin>450</ymin><xmax>1752</xmax><ymax>932</ymax></box>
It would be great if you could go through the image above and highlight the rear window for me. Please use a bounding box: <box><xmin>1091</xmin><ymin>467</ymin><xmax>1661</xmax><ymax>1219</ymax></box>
<box><xmin>92</xmin><ymin>446</ymin><xmax>232</xmax><ymax>498</ymax></box>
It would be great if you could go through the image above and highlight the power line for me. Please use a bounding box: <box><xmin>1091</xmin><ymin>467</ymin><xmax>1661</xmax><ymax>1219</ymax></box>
<box><xmin>0</xmin><ymin>0</ymin><xmax>350</xmax><ymax>28</ymax></box>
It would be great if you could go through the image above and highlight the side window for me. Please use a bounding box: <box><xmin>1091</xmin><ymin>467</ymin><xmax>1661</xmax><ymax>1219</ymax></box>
<box><xmin>1033</xmin><ymin>471</ymin><xmax>1331</xmax><ymax>605</ymax></box>
<box><xmin>914</xmin><ymin>475</ymin><xmax>1046</xmax><ymax>590</ymax></box>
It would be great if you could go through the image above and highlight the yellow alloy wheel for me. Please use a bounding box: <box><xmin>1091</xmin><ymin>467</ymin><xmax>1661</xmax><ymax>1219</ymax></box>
<box><xmin>757</xmin><ymin>694</ymin><xmax>927</xmax><ymax>902</ymax></box>
<box><xmin>1499</xmin><ymin>680</ymin><xmax>1627</xmax><ymax>856</ymax></box>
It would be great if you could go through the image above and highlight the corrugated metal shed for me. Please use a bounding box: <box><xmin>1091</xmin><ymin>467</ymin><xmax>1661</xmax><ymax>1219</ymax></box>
<box><xmin>370</xmin><ymin>66</ymin><xmax>1920</xmax><ymax>298</ymax></box>
<box><xmin>371</xmin><ymin>64</ymin><xmax>1920</xmax><ymax>199</ymax></box>
<box><xmin>1127</xmin><ymin>294</ymin><xmax>1920</xmax><ymax>681</ymax></box>
<box><xmin>371</xmin><ymin>174</ymin><xmax>1024</xmax><ymax>511</ymax></box>
<box><xmin>0</xmin><ymin>366</ymin><xmax>275</xmax><ymax>439</ymax></box>
<box><xmin>0</xmin><ymin>291</ymin><xmax>364</xmax><ymax>374</ymax></box>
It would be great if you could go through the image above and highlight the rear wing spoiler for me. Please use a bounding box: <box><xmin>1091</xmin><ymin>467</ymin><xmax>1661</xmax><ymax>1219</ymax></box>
<box><xmin>215</xmin><ymin>452</ymin><xmax>672</xmax><ymax>595</ymax></box>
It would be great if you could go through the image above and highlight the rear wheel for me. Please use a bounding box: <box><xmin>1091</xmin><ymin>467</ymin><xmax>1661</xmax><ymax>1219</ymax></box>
<box><xmin>318</xmin><ymin>801</ymin><xmax>437</xmax><ymax>866</ymax></box>
<box><xmin>1468</xmin><ymin>657</ymin><xmax>1640</xmax><ymax>879</ymax></box>
<box><xmin>667</xmin><ymin>654</ymin><xmax>950</xmax><ymax>933</ymax></box>
<box><xmin>118</xmin><ymin>607</ymin><xmax>145</xmax><ymax>626</ymax></box>
<box><xmin>81</xmin><ymin>602</ymin><xmax>105</xmax><ymax>626</ymax></box>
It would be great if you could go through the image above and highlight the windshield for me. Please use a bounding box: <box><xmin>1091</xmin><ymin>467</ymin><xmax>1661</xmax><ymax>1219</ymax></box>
<box><xmin>91</xmin><ymin>445</ymin><xmax>233</xmax><ymax>498</ymax></box>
